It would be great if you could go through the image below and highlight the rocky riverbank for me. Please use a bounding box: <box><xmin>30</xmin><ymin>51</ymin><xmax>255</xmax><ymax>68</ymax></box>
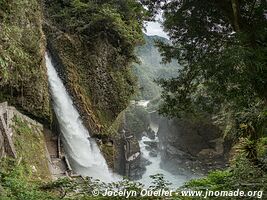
<box><xmin>125</xmin><ymin>103</ymin><xmax>230</xmax><ymax>180</ymax></box>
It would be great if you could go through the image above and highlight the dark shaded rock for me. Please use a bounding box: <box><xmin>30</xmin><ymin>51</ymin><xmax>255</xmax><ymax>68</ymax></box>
<box><xmin>144</xmin><ymin>141</ymin><xmax>158</xmax><ymax>149</ymax></box>
<box><xmin>157</xmin><ymin>117</ymin><xmax>228</xmax><ymax>174</ymax></box>
<box><xmin>127</xmin><ymin>152</ymin><xmax>153</xmax><ymax>180</ymax></box>
<box><xmin>149</xmin><ymin>150</ymin><xmax>158</xmax><ymax>157</ymax></box>
<box><xmin>146</xmin><ymin>127</ymin><xmax>156</xmax><ymax>140</ymax></box>
<box><xmin>140</xmin><ymin>156</ymin><xmax>152</xmax><ymax>166</ymax></box>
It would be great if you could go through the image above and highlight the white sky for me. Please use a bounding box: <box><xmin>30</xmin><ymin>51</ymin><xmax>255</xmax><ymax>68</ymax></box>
<box><xmin>143</xmin><ymin>12</ymin><xmax>169</xmax><ymax>39</ymax></box>
<box><xmin>144</xmin><ymin>21</ymin><xmax>169</xmax><ymax>39</ymax></box>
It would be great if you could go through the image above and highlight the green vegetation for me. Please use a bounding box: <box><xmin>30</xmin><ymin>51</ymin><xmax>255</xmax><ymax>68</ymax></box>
<box><xmin>138</xmin><ymin>0</ymin><xmax>267</xmax><ymax>198</ymax></box>
<box><xmin>0</xmin><ymin>114</ymin><xmax>53</xmax><ymax>199</ymax></box>
<box><xmin>1</xmin><ymin>0</ymin><xmax>266</xmax><ymax>199</ymax></box>
<box><xmin>0</xmin><ymin>0</ymin><xmax>51</xmax><ymax>122</ymax></box>
<box><xmin>0</xmin><ymin>159</ymin><xmax>55</xmax><ymax>200</ymax></box>
<box><xmin>125</xmin><ymin>104</ymin><xmax>150</xmax><ymax>137</ymax></box>
<box><xmin>12</xmin><ymin>115</ymin><xmax>51</xmax><ymax>181</ymax></box>
<box><xmin>1</xmin><ymin>149</ymin><xmax>266</xmax><ymax>199</ymax></box>
<box><xmin>0</xmin><ymin>160</ymin><xmax>168</xmax><ymax>200</ymax></box>
<box><xmin>134</xmin><ymin>34</ymin><xmax>180</xmax><ymax>100</ymax></box>
<box><xmin>141</xmin><ymin>0</ymin><xmax>267</xmax><ymax>166</ymax></box>
<box><xmin>44</xmin><ymin>0</ymin><xmax>147</xmax><ymax>132</ymax></box>
<box><xmin>46</xmin><ymin>0</ymin><xmax>146</xmax><ymax>60</ymax></box>
<box><xmin>185</xmin><ymin>134</ymin><xmax>267</xmax><ymax>196</ymax></box>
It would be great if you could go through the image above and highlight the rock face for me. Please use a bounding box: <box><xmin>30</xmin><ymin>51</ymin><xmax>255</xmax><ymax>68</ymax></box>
<box><xmin>43</xmin><ymin>1</ymin><xmax>141</xmax><ymax>135</ymax></box>
<box><xmin>158</xmin><ymin>117</ymin><xmax>228</xmax><ymax>173</ymax></box>
<box><xmin>42</xmin><ymin>1</ymin><xmax>143</xmax><ymax>175</ymax></box>
<box><xmin>0</xmin><ymin>0</ymin><xmax>51</xmax><ymax>123</ymax></box>
<box><xmin>119</xmin><ymin>128</ymin><xmax>144</xmax><ymax>180</ymax></box>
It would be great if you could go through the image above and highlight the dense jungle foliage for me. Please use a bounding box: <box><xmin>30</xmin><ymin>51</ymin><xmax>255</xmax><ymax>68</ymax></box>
<box><xmin>141</xmin><ymin>0</ymin><xmax>267</xmax><ymax>165</ymax></box>
<box><xmin>45</xmin><ymin>0</ymin><xmax>147</xmax><ymax>63</ymax></box>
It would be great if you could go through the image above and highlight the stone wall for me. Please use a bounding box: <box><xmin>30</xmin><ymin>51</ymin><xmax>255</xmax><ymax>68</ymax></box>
<box><xmin>0</xmin><ymin>101</ymin><xmax>45</xmax><ymax>159</ymax></box>
<box><xmin>0</xmin><ymin>102</ymin><xmax>16</xmax><ymax>159</ymax></box>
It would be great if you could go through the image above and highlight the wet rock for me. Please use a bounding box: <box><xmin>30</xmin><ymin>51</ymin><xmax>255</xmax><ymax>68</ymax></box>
<box><xmin>129</xmin><ymin>156</ymin><xmax>151</xmax><ymax>180</ymax></box>
<box><xmin>149</xmin><ymin>150</ymin><xmax>158</xmax><ymax>157</ymax></box>
<box><xmin>146</xmin><ymin>127</ymin><xmax>156</xmax><ymax>140</ymax></box>
<box><xmin>144</xmin><ymin>141</ymin><xmax>158</xmax><ymax>149</ymax></box>
<box><xmin>157</xmin><ymin>117</ymin><xmax>228</xmax><ymax>174</ymax></box>
<box><xmin>140</xmin><ymin>156</ymin><xmax>152</xmax><ymax>166</ymax></box>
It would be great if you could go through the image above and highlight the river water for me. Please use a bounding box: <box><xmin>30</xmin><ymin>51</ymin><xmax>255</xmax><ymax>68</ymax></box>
<box><xmin>136</xmin><ymin>102</ymin><xmax>193</xmax><ymax>187</ymax></box>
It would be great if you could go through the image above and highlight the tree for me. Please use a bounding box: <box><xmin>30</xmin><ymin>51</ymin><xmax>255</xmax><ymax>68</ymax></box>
<box><xmin>141</xmin><ymin>0</ymin><xmax>267</xmax><ymax>162</ymax></box>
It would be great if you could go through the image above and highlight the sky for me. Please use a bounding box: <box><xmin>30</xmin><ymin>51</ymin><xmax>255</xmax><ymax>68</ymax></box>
<box><xmin>143</xmin><ymin>12</ymin><xmax>169</xmax><ymax>39</ymax></box>
<box><xmin>144</xmin><ymin>21</ymin><xmax>169</xmax><ymax>39</ymax></box>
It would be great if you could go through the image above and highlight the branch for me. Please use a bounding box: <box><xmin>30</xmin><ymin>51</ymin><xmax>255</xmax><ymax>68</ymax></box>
<box><xmin>248</xmin><ymin>0</ymin><xmax>257</xmax><ymax>23</ymax></box>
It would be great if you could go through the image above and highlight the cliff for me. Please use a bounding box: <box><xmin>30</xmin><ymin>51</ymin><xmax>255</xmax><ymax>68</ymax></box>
<box><xmin>1</xmin><ymin>0</ymin><xmax>146</xmax><ymax>178</ymax></box>
<box><xmin>41</xmin><ymin>1</ymin><xmax>145</xmax><ymax>171</ymax></box>
<box><xmin>0</xmin><ymin>0</ymin><xmax>51</xmax><ymax>123</ymax></box>
<box><xmin>43</xmin><ymin>1</ymin><xmax>144</xmax><ymax>134</ymax></box>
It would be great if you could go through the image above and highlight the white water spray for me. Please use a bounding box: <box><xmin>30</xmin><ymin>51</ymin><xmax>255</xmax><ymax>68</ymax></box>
<box><xmin>45</xmin><ymin>53</ymin><xmax>114</xmax><ymax>182</ymax></box>
<box><xmin>138</xmin><ymin>135</ymin><xmax>188</xmax><ymax>187</ymax></box>
<box><xmin>136</xmin><ymin>101</ymin><xmax>193</xmax><ymax>187</ymax></box>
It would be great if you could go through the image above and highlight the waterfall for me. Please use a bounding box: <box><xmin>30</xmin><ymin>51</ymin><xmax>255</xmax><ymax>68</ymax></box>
<box><xmin>138</xmin><ymin>135</ymin><xmax>188</xmax><ymax>187</ymax></box>
<box><xmin>136</xmin><ymin>101</ymin><xmax>192</xmax><ymax>187</ymax></box>
<box><xmin>45</xmin><ymin>53</ymin><xmax>114</xmax><ymax>182</ymax></box>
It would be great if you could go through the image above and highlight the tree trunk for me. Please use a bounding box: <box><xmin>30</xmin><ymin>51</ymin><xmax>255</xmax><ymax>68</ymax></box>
<box><xmin>231</xmin><ymin>0</ymin><xmax>240</xmax><ymax>31</ymax></box>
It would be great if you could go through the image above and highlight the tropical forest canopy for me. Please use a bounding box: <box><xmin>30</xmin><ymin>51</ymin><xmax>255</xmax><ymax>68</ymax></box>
<box><xmin>141</xmin><ymin>0</ymin><xmax>267</xmax><ymax>144</ymax></box>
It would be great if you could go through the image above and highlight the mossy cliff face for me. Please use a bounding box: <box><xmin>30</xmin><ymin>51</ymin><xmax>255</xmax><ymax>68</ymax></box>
<box><xmin>0</xmin><ymin>0</ymin><xmax>145</xmax><ymax>173</ymax></box>
<box><xmin>43</xmin><ymin>0</ymin><xmax>144</xmax><ymax>134</ymax></box>
<box><xmin>43</xmin><ymin>0</ymin><xmax>145</xmax><ymax>171</ymax></box>
<box><xmin>45</xmin><ymin>30</ymin><xmax>136</xmax><ymax>133</ymax></box>
<box><xmin>0</xmin><ymin>0</ymin><xmax>51</xmax><ymax>123</ymax></box>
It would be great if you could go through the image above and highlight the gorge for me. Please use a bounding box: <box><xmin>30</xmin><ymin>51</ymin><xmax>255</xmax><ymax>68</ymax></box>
<box><xmin>1</xmin><ymin>0</ymin><xmax>266</xmax><ymax>199</ymax></box>
<box><xmin>45</xmin><ymin>32</ymin><xmax>220</xmax><ymax>187</ymax></box>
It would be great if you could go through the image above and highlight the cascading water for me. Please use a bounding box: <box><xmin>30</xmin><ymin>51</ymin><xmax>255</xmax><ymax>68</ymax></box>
<box><xmin>45</xmin><ymin>53</ymin><xmax>114</xmax><ymax>182</ymax></box>
<box><xmin>136</xmin><ymin>102</ymin><xmax>194</xmax><ymax>188</ymax></box>
<box><xmin>138</xmin><ymin>135</ymin><xmax>189</xmax><ymax>187</ymax></box>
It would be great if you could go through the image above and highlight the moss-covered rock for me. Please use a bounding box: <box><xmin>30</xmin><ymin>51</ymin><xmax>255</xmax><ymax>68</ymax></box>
<box><xmin>43</xmin><ymin>1</ymin><xmax>146</xmax><ymax>171</ymax></box>
<box><xmin>12</xmin><ymin>114</ymin><xmax>51</xmax><ymax>181</ymax></box>
<box><xmin>43</xmin><ymin>0</ymin><xmax>145</xmax><ymax>134</ymax></box>
<box><xmin>45</xmin><ymin>30</ymin><xmax>136</xmax><ymax>133</ymax></box>
<box><xmin>0</xmin><ymin>0</ymin><xmax>51</xmax><ymax>123</ymax></box>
